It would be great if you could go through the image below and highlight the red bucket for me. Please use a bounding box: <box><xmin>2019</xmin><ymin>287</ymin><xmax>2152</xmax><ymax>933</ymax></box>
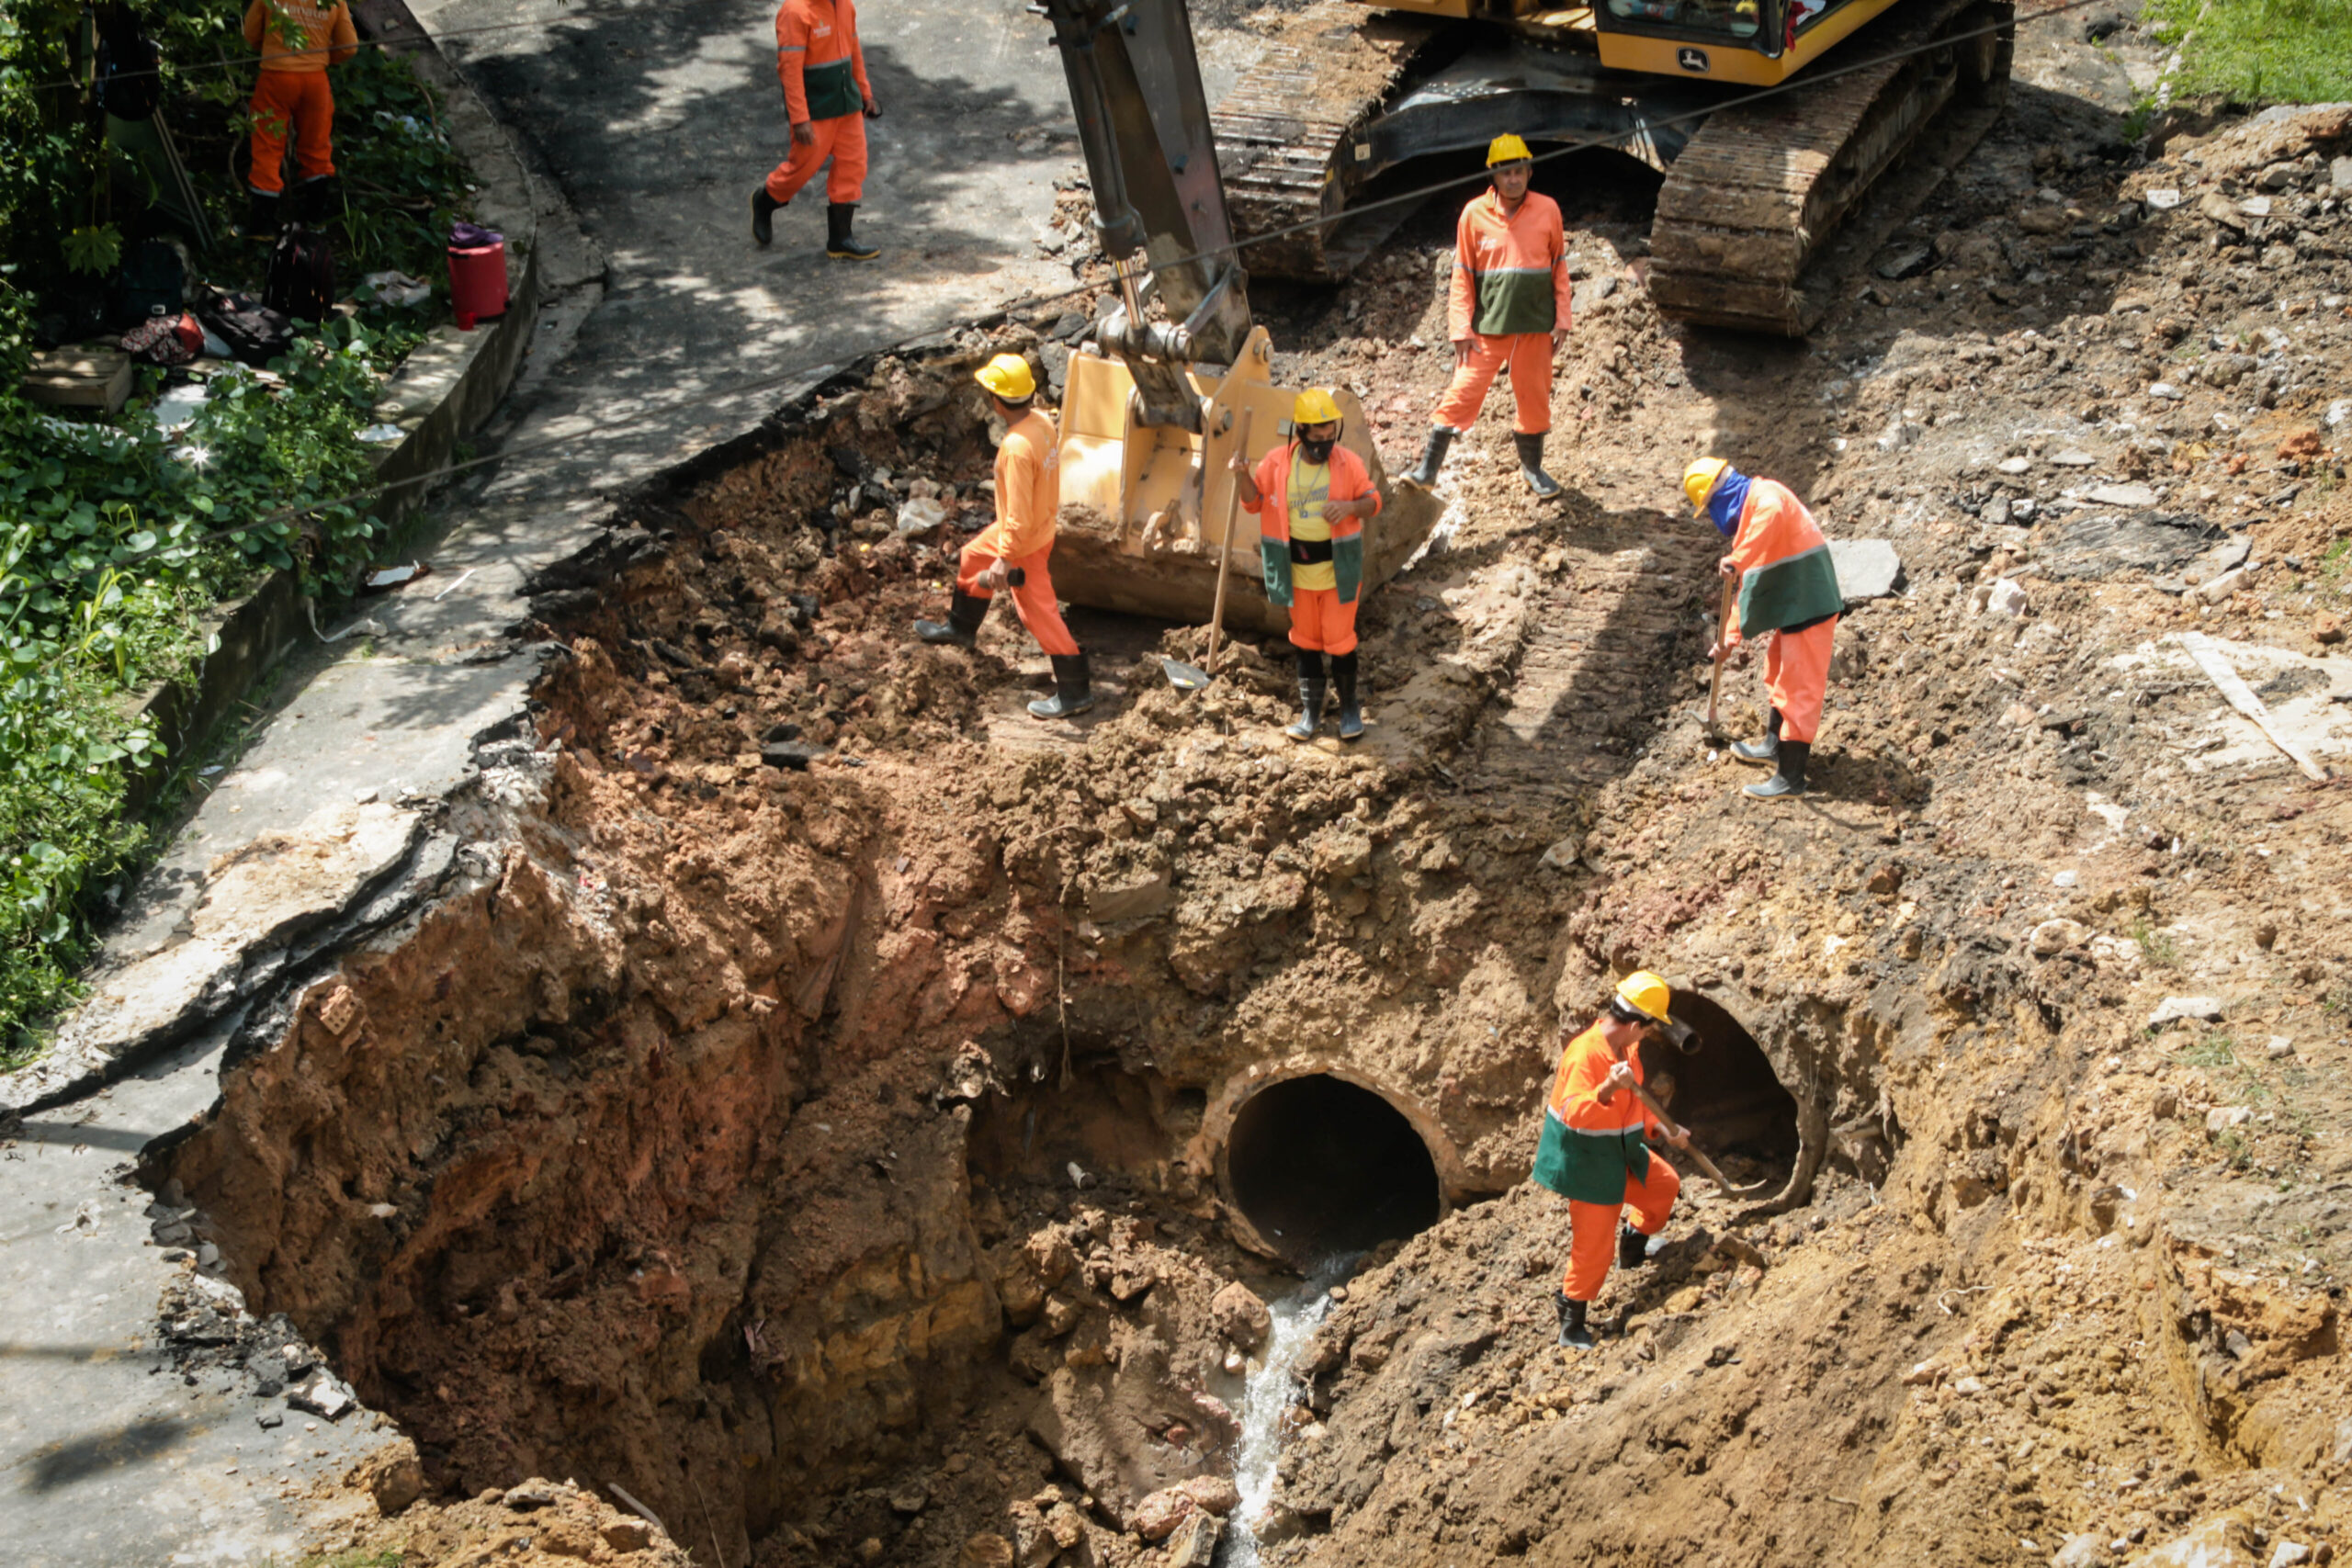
<box><xmin>447</xmin><ymin>238</ymin><xmax>508</xmax><ymax>331</ymax></box>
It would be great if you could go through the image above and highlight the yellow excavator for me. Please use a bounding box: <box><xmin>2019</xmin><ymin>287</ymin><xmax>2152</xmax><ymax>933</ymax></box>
<box><xmin>1214</xmin><ymin>0</ymin><xmax>2014</xmax><ymax>333</ymax></box>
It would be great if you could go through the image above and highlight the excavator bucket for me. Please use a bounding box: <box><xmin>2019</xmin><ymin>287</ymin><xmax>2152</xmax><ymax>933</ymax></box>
<box><xmin>1048</xmin><ymin>327</ymin><xmax>1442</xmax><ymax>635</ymax></box>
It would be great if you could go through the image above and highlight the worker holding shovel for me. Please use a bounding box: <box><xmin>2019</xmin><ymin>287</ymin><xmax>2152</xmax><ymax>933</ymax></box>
<box><xmin>1686</xmin><ymin>457</ymin><xmax>1844</xmax><ymax>800</ymax></box>
<box><xmin>1231</xmin><ymin>389</ymin><xmax>1381</xmax><ymax>742</ymax></box>
<box><xmin>913</xmin><ymin>354</ymin><xmax>1094</xmax><ymax>719</ymax></box>
<box><xmin>1530</xmin><ymin>972</ymin><xmax>1692</xmax><ymax>1350</ymax></box>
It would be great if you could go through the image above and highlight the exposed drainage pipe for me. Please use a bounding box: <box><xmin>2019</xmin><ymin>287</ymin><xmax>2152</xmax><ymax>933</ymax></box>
<box><xmin>1199</xmin><ymin>1060</ymin><xmax>1460</xmax><ymax>1266</ymax></box>
<box><xmin>1668</xmin><ymin>983</ymin><xmax>1830</xmax><ymax>1213</ymax></box>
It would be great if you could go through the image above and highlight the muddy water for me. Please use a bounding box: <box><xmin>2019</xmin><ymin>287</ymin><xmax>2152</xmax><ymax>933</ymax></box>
<box><xmin>1222</xmin><ymin>1258</ymin><xmax>1356</xmax><ymax>1567</ymax></box>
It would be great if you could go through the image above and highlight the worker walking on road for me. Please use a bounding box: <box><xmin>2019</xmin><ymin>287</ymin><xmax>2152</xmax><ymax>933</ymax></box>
<box><xmin>1531</xmin><ymin>972</ymin><xmax>1692</xmax><ymax>1350</ymax></box>
<box><xmin>913</xmin><ymin>355</ymin><xmax>1095</xmax><ymax>720</ymax></box>
<box><xmin>1400</xmin><ymin>134</ymin><xmax>1572</xmax><ymax>500</ymax></box>
<box><xmin>1231</xmin><ymin>389</ymin><xmax>1383</xmax><ymax>742</ymax></box>
<box><xmin>1686</xmin><ymin>457</ymin><xmax>1844</xmax><ymax>800</ymax></box>
<box><xmin>752</xmin><ymin>0</ymin><xmax>881</xmax><ymax>260</ymax></box>
<box><xmin>241</xmin><ymin>0</ymin><xmax>358</xmax><ymax>237</ymax></box>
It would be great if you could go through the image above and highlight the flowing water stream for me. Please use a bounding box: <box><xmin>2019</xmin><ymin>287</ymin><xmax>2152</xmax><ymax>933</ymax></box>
<box><xmin>1218</xmin><ymin>1256</ymin><xmax>1360</xmax><ymax>1568</ymax></box>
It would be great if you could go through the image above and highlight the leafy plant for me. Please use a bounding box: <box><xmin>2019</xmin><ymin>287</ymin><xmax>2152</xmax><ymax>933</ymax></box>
<box><xmin>60</xmin><ymin>224</ymin><xmax>121</xmax><ymax>276</ymax></box>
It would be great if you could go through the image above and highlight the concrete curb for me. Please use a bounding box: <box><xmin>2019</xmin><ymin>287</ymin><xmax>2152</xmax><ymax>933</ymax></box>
<box><xmin>115</xmin><ymin>1</ymin><xmax>543</xmax><ymax>819</ymax></box>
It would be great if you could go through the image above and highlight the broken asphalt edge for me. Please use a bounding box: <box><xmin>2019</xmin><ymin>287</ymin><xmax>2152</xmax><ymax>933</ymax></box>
<box><xmin>6</xmin><ymin>277</ymin><xmax>1069</xmax><ymax>1122</ymax></box>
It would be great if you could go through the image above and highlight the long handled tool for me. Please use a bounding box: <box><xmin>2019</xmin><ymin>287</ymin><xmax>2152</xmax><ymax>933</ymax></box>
<box><xmin>1161</xmin><ymin>406</ymin><xmax>1254</xmax><ymax>692</ymax></box>
<box><xmin>1703</xmin><ymin>572</ymin><xmax>1736</xmax><ymax>737</ymax></box>
<box><xmin>1622</xmin><ymin>1073</ymin><xmax>1774</xmax><ymax>1198</ymax></box>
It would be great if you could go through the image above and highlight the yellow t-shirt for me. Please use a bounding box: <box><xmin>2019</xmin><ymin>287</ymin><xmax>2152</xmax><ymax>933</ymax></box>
<box><xmin>1287</xmin><ymin>457</ymin><xmax>1334</xmax><ymax>592</ymax></box>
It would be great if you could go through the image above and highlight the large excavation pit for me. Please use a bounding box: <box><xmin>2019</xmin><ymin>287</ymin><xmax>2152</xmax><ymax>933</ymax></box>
<box><xmin>1221</xmin><ymin>1073</ymin><xmax>1444</xmax><ymax>1269</ymax></box>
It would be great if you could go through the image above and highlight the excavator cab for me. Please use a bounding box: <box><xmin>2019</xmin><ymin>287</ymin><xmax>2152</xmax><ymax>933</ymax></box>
<box><xmin>1592</xmin><ymin>0</ymin><xmax>1915</xmax><ymax>85</ymax></box>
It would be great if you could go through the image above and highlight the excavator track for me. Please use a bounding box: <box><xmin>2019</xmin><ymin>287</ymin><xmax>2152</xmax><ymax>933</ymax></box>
<box><xmin>1210</xmin><ymin>1</ymin><xmax>1443</xmax><ymax>281</ymax></box>
<box><xmin>1646</xmin><ymin>0</ymin><xmax>2015</xmax><ymax>334</ymax></box>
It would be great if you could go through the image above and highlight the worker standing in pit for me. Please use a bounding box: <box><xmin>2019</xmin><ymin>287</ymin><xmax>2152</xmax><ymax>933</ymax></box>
<box><xmin>1230</xmin><ymin>389</ymin><xmax>1383</xmax><ymax>742</ymax></box>
<box><xmin>1399</xmin><ymin>134</ymin><xmax>1573</xmax><ymax>500</ymax></box>
<box><xmin>913</xmin><ymin>355</ymin><xmax>1095</xmax><ymax>720</ymax></box>
<box><xmin>1531</xmin><ymin>972</ymin><xmax>1692</xmax><ymax>1350</ymax></box>
<box><xmin>1686</xmin><ymin>457</ymin><xmax>1844</xmax><ymax>799</ymax></box>
<box><xmin>240</xmin><ymin>0</ymin><xmax>358</xmax><ymax>236</ymax></box>
<box><xmin>751</xmin><ymin>0</ymin><xmax>881</xmax><ymax>260</ymax></box>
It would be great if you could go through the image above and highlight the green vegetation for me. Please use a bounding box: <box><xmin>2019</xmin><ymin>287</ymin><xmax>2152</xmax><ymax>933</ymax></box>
<box><xmin>2131</xmin><ymin>916</ymin><xmax>2181</xmax><ymax>968</ymax></box>
<box><xmin>2143</xmin><ymin>0</ymin><xmax>2352</xmax><ymax>106</ymax></box>
<box><xmin>2176</xmin><ymin>1031</ymin><xmax>2237</xmax><ymax>1070</ymax></box>
<box><xmin>0</xmin><ymin>1</ymin><xmax>469</xmax><ymax>1066</ymax></box>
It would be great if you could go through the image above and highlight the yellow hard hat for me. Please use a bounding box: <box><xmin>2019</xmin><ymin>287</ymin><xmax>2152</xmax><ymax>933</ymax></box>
<box><xmin>1293</xmin><ymin>388</ymin><xmax>1343</xmax><ymax>427</ymax></box>
<box><xmin>1487</xmin><ymin>133</ymin><xmax>1533</xmax><ymax>167</ymax></box>
<box><xmin>1683</xmin><ymin>457</ymin><xmax>1730</xmax><ymax>516</ymax></box>
<box><xmin>1614</xmin><ymin>971</ymin><xmax>1673</xmax><ymax>1024</ymax></box>
<box><xmin>975</xmin><ymin>353</ymin><xmax>1036</xmax><ymax>401</ymax></box>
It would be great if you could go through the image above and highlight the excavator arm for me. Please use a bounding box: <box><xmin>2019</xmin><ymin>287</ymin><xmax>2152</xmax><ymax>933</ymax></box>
<box><xmin>1036</xmin><ymin>0</ymin><xmax>1252</xmax><ymax>429</ymax></box>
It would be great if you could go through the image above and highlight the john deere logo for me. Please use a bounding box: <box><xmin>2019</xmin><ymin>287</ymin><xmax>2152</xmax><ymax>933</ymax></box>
<box><xmin>1678</xmin><ymin>46</ymin><xmax>1710</xmax><ymax>72</ymax></box>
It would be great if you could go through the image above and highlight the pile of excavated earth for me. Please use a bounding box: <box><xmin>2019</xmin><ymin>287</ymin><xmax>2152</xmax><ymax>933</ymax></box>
<box><xmin>113</xmin><ymin>57</ymin><xmax>2350</xmax><ymax>1568</ymax></box>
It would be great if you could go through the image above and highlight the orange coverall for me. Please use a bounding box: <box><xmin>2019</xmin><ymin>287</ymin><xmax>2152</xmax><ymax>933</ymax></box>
<box><xmin>243</xmin><ymin>0</ymin><xmax>357</xmax><ymax>195</ymax></box>
<box><xmin>1532</xmin><ymin>1022</ymin><xmax>1680</xmax><ymax>1303</ymax></box>
<box><xmin>956</xmin><ymin>408</ymin><xmax>1079</xmax><ymax>658</ymax></box>
<box><xmin>1722</xmin><ymin>479</ymin><xmax>1841</xmax><ymax>744</ymax></box>
<box><xmin>765</xmin><ymin>0</ymin><xmax>873</xmax><ymax>206</ymax></box>
<box><xmin>1241</xmin><ymin>441</ymin><xmax>1382</xmax><ymax>656</ymax></box>
<box><xmin>1435</xmin><ymin>188</ymin><xmax>1573</xmax><ymax>436</ymax></box>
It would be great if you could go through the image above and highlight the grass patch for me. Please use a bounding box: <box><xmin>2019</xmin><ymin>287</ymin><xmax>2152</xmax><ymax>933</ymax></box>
<box><xmin>2177</xmin><ymin>1032</ymin><xmax>2237</xmax><ymax>1069</ymax></box>
<box><xmin>2143</xmin><ymin>0</ymin><xmax>2352</xmax><ymax>105</ymax></box>
<box><xmin>2132</xmin><ymin>917</ymin><xmax>2182</xmax><ymax>968</ymax></box>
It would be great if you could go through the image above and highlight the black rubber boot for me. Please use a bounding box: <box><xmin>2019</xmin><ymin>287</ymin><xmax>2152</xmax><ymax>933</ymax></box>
<box><xmin>752</xmin><ymin>187</ymin><xmax>783</xmax><ymax>247</ymax></box>
<box><xmin>243</xmin><ymin>189</ymin><xmax>281</xmax><ymax>242</ymax></box>
<box><xmin>1332</xmin><ymin>649</ymin><xmax>1363</xmax><ymax>741</ymax></box>
<box><xmin>1514</xmin><ymin>432</ymin><xmax>1564</xmax><ymax>499</ymax></box>
<box><xmin>827</xmin><ymin>202</ymin><xmax>879</xmax><ymax>260</ymax></box>
<box><xmin>913</xmin><ymin>591</ymin><xmax>988</xmax><ymax>648</ymax></box>
<box><xmin>1745</xmin><ymin>739</ymin><xmax>1811</xmax><ymax>799</ymax></box>
<box><xmin>1400</xmin><ymin>426</ymin><xmax>1455</xmax><ymax>490</ymax></box>
<box><xmin>292</xmin><ymin>174</ymin><xmax>339</xmax><ymax>224</ymax></box>
<box><xmin>1555</xmin><ymin>1292</ymin><xmax>1595</xmax><ymax>1350</ymax></box>
<box><xmin>1618</xmin><ymin>1223</ymin><xmax>1652</xmax><ymax>1271</ymax></box>
<box><xmin>1733</xmin><ymin>707</ymin><xmax>1781</xmax><ymax>766</ymax></box>
<box><xmin>1028</xmin><ymin>651</ymin><xmax>1096</xmax><ymax>719</ymax></box>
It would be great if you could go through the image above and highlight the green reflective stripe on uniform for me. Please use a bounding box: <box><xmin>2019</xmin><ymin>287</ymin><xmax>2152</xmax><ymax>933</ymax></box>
<box><xmin>1737</xmin><ymin>542</ymin><xmax>1845</xmax><ymax>636</ymax></box>
<box><xmin>1531</xmin><ymin>1113</ymin><xmax>1652</xmax><ymax>1204</ymax></box>
<box><xmin>1473</xmin><ymin>267</ymin><xmax>1556</xmax><ymax>335</ymax></box>
<box><xmin>803</xmin><ymin>56</ymin><xmax>861</xmax><ymax>120</ymax></box>
<box><xmin>1259</xmin><ymin>539</ymin><xmax>1294</xmax><ymax>606</ymax></box>
<box><xmin>1333</xmin><ymin>533</ymin><xmax>1363</xmax><ymax>604</ymax></box>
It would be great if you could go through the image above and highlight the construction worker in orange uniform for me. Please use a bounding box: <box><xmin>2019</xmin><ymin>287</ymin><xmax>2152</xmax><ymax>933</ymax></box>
<box><xmin>752</xmin><ymin>0</ymin><xmax>881</xmax><ymax>260</ymax></box>
<box><xmin>241</xmin><ymin>0</ymin><xmax>358</xmax><ymax>237</ymax></box>
<box><xmin>913</xmin><ymin>355</ymin><xmax>1095</xmax><ymax>719</ymax></box>
<box><xmin>1686</xmin><ymin>458</ymin><xmax>1845</xmax><ymax>799</ymax></box>
<box><xmin>1401</xmin><ymin>134</ymin><xmax>1572</xmax><ymax>500</ymax></box>
<box><xmin>1231</xmin><ymin>389</ymin><xmax>1383</xmax><ymax>742</ymax></box>
<box><xmin>1531</xmin><ymin>972</ymin><xmax>1693</xmax><ymax>1350</ymax></box>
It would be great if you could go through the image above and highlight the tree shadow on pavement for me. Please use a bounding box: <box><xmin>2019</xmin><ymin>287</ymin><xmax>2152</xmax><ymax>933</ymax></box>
<box><xmin>13</xmin><ymin>1417</ymin><xmax>193</xmax><ymax>1492</ymax></box>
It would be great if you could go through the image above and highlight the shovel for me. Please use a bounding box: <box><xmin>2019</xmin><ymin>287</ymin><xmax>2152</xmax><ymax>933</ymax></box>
<box><xmin>1161</xmin><ymin>407</ymin><xmax>1255</xmax><ymax>692</ymax></box>
<box><xmin>1622</xmin><ymin>1073</ymin><xmax>1775</xmax><ymax>1199</ymax></box>
<box><xmin>1702</xmin><ymin>572</ymin><xmax>1736</xmax><ymax>738</ymax></box>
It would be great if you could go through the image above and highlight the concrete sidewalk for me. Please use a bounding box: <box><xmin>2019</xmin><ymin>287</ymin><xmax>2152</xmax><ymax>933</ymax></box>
<box><xmin>0</xmin><ymin>1</ymin><xmax>1285</xmax><ymax>1559</ymax></box>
